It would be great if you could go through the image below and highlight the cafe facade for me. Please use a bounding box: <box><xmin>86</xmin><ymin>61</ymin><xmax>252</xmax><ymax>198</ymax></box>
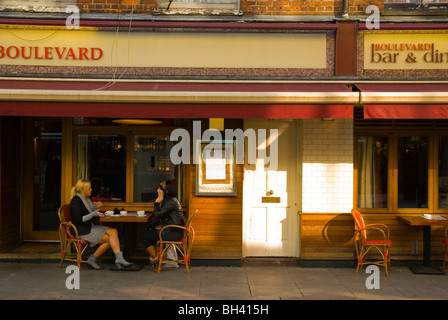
<box><xmin>1</xmin><ymin>0</ymin><xmax>448</xmax><ymax>266</ymax></box>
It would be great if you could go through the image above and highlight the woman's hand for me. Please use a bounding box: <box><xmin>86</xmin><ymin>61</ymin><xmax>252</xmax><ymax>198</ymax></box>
<box><xmin>94</xmin><ymin>201</ymin><xmax>103</xmax><ymax>208</ymax></box>
<box><xmin>155</xmin><ymin>188</ymin><xmax>164</xmax><ymax>203</ymax></box>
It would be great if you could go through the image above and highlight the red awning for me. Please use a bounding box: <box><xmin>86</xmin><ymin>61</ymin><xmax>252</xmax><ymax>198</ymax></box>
<box><xmin>0</xmin><ymin>101</ymin><xmax>353</xmax><ymax>119</ymax></box>
<box><xmin>356</xmin><ymin>83</ymin><xmax>448</xmax><ymax>119</ymax></box>
<box><xmin>0</xmin><ymin>80</ymin><xmax>357</xmax><ymax>119</ymax></box>
<box><xmin>363</xmin><ymin>104</ymin><xmax>448</xmax><ymax>119</ymax></box>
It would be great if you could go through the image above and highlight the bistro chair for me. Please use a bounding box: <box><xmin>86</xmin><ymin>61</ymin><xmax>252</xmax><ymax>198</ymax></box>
<box><xmin>157</xmin><ymin>209</ymin><xmax>198</xmax><ymax>273</ymax></box>
<box><xmin>351</xmin><ymin>209</ymin><xmax>392</xmax><ymax>276</ymax></box>
<box><xmin>443</xmin><ymin>226</ymin><xmax>448</xmax><ymax>271</ymax></box>
<box><xmin>58</xmin><ymin>204</ymin><xmax>89</xmax><ymax>269</ymax></box>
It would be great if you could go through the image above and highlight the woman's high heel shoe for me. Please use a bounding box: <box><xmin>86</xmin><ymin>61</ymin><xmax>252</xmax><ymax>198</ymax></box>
<box><xmin>114</xmin><ymin>251</ymin><xmax>133</xmax><ymax>269</ymax></box>
<box><xmin>86</xmin><ymin>255</ymin><xmax>104</xmax><ymax>270</ymax></box>
<box><xmin>114</xmin><ymin>262</ymin><xmax>133</xmax><ymax>269</ymax></box>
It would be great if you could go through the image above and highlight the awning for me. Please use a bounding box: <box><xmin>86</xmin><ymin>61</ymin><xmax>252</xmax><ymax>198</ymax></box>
<box><xmin>356</xmin><ymin>83</ymin><xmax>448</xmax><ymax>119</ymax></box>
<box><xmin>0</xmin><ymin>101</ymin><xmax>353</xmax><ymax>119</ymax></box>
<box><xmin>0</xmin><ymin>79</ymin><xmax>357</xmax><ymax>119</ymax></box>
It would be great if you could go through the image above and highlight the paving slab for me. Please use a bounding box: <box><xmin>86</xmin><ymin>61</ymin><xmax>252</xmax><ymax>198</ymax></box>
<box><xmin>0</xmin><ymin>262</ymin><xmax>446</xmax><ymax>302</ymax></box>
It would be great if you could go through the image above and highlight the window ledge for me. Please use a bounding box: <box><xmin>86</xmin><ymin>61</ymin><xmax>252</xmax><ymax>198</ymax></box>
<box><xmin>0</xmin><ymin>0</ymin><xmax>75</xmax><ymax>13</ymax></box>
<box><xmin>382</xmin><ymin>3</ymin><xmax>448</xmax><ymax>16</ymax></box>
<box><xmin>154</xmin><ymin>1</ymin><xmax>241</xmax><ymax>16</ymax></box>
<box><xmin>153</xmin><ymin>8</ymin><xmax>243</xmax><ymax>16</ymax></box>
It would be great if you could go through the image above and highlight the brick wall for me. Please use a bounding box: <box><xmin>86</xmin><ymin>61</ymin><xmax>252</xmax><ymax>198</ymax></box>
<box><xmin>77</xmin><ymin>0</ymin><xmax>155</xmax><ymax>13</ymax></box>
<box><xmin>240</xmin><ymin>0</ymin><xmax>343</xmax><ymax>16</ymax></box>
<box><xmin>0</xmin><ymin>0</ymin><xmax>393</xmax><ymax>16</ymax></box>
<box><xmin>302</xmin><ymin>119</ymin><xmax>353</xmax><ymax>213</ymax></box>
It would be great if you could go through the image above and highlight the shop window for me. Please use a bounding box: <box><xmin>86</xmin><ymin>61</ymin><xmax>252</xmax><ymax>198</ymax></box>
<box><xmin>77</xmin><ymin>134</ymin><xmax>127</xmax><ymax>202</ymax></box>
<box><xmin>75</xmin><ymin>129</ymin><xmax>181</xmax><ymax>205</ymax></box>
<box><xmin>383</xmin><ymin>0</ymin><xmax>448</xmax><ymax>15</ymax></box>
<box><xmin>355</xmin><ymin>122</ymin><xmax>448</xmax><ymax>214</ymax></box>
<box><xmin>133</xmin><ymin>136</ymin><xmax>177</xmax><ymax>203</ymax></box>
<box><xmin>154</xmin><ymin>0</ymin><xmax>241</xmax><ymax>15</ymax></box>
<box><xmin>397</xmin><ymin>136</ymin><xmax>429</xmax><ymax>209</ymax></box>
<box><xmin>357</xmin><ymin>136</ymin><xmax>388</xmax><ymax>209</ymax></box>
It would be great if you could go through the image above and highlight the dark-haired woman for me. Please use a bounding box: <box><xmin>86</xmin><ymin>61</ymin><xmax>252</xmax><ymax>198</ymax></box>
<box><xmin>139</xmin><ymin>180</ymin><xmax>184</xmax><ymax>264</ymax></box>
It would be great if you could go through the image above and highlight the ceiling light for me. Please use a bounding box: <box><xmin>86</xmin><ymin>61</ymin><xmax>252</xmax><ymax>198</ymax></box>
<box><xmin>113</xmin><ymin>119</ymin><xmax>163</xmax><ymax>125</ymax></box>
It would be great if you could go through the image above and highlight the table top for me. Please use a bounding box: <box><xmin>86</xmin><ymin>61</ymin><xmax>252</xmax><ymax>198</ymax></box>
<box><xmin>398</xmin><ymin>215</ymin><xmax>448</xmax><ymax>227</ymax></box>
<box><xmin>99</xmin><ymin>211</ymin><xmax>151</xmax><ymax>223</ymax></box>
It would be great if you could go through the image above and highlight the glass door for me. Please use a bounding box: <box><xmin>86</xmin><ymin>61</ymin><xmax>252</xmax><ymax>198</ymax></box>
<box><xmin>23</xmin><ymin>118</ymin><xmax>62</xmax><ymax>241</ymax></box>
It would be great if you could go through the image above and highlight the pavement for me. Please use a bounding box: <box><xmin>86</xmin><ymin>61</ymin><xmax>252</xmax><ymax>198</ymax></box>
<box><xmin>0</xmin><ymin>261</ymin><xmax>447</xmax><ymax>301</ymax></box>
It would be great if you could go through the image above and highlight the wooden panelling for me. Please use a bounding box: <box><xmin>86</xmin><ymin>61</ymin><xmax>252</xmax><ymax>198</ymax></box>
<box><xmin>357</xmin><ymin>214</ymin><xmax>445</xmax><ymax>260</ymax></box>
<box><xmin>189</xmin><ymin>164</ymin><xmax>243</xmax><ymax>260</ymax></box>
<box><xmin>300</xmin><ymin>213</ymin><xmax>355</xmax><ymax>260</ymax></box>
<box><xmin>300</xmin><ymin>212</ymin><xmax>447</xmax><ymax>261</ymax></box>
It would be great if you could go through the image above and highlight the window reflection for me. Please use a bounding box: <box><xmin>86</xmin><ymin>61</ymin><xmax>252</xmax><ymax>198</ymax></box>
<box><xmin>357</xmin><ymin>136</ymin><xmax>388</xmax><ymax>208</ymax></box>
<box><xmin>77</xmin><ymin>134</ymin><xmax>127</xmax><ymax>202</ymax></box>
<box><xmin>133</xmin><ymin>136</ymin><xmax>177</xmax><ymax>202</ymax></box>
<box><xmin>439</xmin><ymin>137</ymin><xmax>448</xmax><ymax>208</ymax></box>
<box><xmin>33</xmin><ymin>119</ymin><xmax>62</xmax><ymax>231</ymax></box>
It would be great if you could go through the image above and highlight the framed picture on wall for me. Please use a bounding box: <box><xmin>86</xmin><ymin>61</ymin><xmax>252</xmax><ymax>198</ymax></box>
<box><xmin>196</xmin><ymin>140</ymin><xmax>237</xmax><ymax>196</ymax></box>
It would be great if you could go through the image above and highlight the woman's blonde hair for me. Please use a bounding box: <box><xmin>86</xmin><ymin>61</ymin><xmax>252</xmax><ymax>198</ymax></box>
<box><xmin>70</xmin><ymin>179</ymin><xmax>91</xmax><ymax>199</ymax></box>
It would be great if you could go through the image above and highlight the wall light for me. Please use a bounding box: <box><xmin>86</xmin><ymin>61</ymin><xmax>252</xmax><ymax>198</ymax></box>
<box><xmin>209</xmin><ymin>118</ymin><xmax>224</xmax><ymax>131</ymax></box>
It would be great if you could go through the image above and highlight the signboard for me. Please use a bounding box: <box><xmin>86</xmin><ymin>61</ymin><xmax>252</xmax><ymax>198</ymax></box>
<box><xmin>364</xmin><ymin>33</ymin><xmax>448</xmax><ymax>70</ymax></box>
<box><xmin>261</xmin><ymin>197</ymin><xmax>281</xmax><ymax>203</ymax></box>
<box><xmin>0</xmin><ymin>27</ymin><xmax>327</xmax><ymax>69</ymax></box>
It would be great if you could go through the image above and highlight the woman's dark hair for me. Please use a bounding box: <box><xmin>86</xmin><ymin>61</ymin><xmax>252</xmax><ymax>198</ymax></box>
<box><xmin>159</xmin><ymin>179</ymin><xmax>177</xmax><ymax>198</ymax></box>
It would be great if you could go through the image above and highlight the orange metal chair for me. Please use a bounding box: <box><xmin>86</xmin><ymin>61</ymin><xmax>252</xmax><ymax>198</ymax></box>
<box><xmin>443</xmin><ymin>226</ymin><xmax>448</xmax><ymax>271</ymax></box>
<box><xmin>58</xmin><ymin>204</ymin><xmax>89</xmax><ymax>269</ymax></box>
<box><xmin>351</xmin><ymin>209</ymin><xmax>392</xmax><ymax>276</ymax></box>
<box><xmin>157</xmin><ymin>209</ymin><xmax>198</xmax><ymax>273</ymax></box>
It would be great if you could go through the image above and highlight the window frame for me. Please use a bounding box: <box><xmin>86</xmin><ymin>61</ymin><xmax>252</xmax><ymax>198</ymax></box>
<box><xmin>354</xmin><ymin>129</ymin><xmax>448</xmax><ymax>215</ymax></box>
<box><xmin>393</xmin><ymin>133</ymin><xmax>433</xmax><ymax>214</ymax></box>
<box><xmin>355</xmin><ymin>134</ymin><xmax>392</xmax><ymax>213</ymax></box>
<box><xmin>354</xmin><ymin>131</ymin><xmax>393</xmax><ymax>214</ymax></box>
<box><xmin>434</xmin><ymin>134</ymin><xmax>448</xmax><ymax>213</ymax></box>
<box><xmin>72</xmin><ymin>125</ymin><xmax>185</xmax><ymax>209</ymax></box>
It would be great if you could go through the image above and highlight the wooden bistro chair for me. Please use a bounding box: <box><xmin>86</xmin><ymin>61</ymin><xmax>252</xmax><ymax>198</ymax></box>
<box><xmin>157</xmin><ymin>209</ymin><xmax>198</xmax><ymax>273</ymax></box>
<box><xmin>58</xmin><ymin>204</ymin><xmax>89</xmax><ymax>269</ymax></box>
<box><xmin>351</xmin><ymin>209</ymin><xmax>392</xmax><ymax>276</ymax></box>
<box><xmin>443</xmin><ymin>226</ymin><xmax>448</xmax><ymax>271</ymax></box>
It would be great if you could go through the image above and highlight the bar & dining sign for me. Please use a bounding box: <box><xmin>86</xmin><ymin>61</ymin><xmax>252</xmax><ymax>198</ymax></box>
<box><xmin>364</xmin><ymin>32</ymin><xmax>448</xmax><ymax>69</ymax></box>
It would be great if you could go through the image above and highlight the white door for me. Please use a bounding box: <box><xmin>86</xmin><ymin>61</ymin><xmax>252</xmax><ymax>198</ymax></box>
<box><xmin>242</xmin><ymin>120</ymin><xmax>300</xmax><ymax>257</ymax></box>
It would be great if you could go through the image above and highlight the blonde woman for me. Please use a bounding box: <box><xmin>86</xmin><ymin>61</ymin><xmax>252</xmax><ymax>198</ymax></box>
<box><xmin>69</xmin><ymin>179</ymin><xmax>132</xmax><ymax>270</ymax></box>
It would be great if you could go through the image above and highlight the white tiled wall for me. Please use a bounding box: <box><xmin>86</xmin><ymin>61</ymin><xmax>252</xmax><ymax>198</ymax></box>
<box><xmin>302</xmin><ymin>119</ymin><xmax>353</xmax><ymax>213</ymax></box>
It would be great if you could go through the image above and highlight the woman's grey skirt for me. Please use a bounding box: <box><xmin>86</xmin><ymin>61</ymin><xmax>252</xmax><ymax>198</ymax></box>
<box><xmin>80</xmin><ymin>223</ymin><xmax>109</xmax><ymax>246</ymax></box>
